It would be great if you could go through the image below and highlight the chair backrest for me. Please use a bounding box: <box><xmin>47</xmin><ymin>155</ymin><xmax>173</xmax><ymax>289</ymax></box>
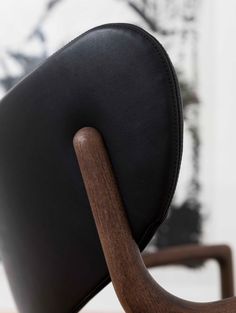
<box><xmin>0</xmin><ymin>24</ymin><xmax>182</xmax><ymax>313</ymax></box>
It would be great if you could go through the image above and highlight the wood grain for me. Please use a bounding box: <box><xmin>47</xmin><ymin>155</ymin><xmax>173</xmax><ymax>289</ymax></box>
<box><xmin>73</xmin><ymin>127</ymin><xmax>236</xmax><ymax>313</ymax></box>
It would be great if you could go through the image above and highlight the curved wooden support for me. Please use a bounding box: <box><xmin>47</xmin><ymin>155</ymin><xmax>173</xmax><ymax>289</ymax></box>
<box><xmin>73</xmin><ymin>127</ymin><xmax>236</xmax><ymax>313</ymax></box>
<box><xmin>143</xmin><ymin>244</ymin><xmax>234</xmax><ymax>299</ymax></box>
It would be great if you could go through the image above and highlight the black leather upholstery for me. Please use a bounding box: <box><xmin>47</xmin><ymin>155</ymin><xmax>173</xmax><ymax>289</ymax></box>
<box><xmin>0</xmin><ymin>24</ymin><xmax>183</xmax><ymax>313</ymax></box>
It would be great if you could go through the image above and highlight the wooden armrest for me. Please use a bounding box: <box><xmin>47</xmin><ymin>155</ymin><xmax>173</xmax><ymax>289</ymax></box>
<box><xmin>143</xmin><ymin>244</ymin><xmax>234</xmax><ymax>299</ymax></box>
<box><xmin>74</xmin><ymin>127</ymin><xmax>236</xmax><ymax>313</ymax></box>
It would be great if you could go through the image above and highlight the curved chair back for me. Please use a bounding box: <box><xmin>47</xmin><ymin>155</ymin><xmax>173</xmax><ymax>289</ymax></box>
<box><xmin>0</xmin><ymin>24</ymin><xmax>182</xmax><ymax>313</ymax></box>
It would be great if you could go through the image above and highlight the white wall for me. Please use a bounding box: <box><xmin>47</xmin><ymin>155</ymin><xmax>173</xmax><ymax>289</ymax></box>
<box><xmin>200</xmin><ymin>0</ymin><xmax>236</xmax><ymax>251</ymax></box>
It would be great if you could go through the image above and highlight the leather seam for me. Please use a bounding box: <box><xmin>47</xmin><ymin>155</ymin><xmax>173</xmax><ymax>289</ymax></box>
<box><xmin>68</xmin><ymin>23</ymin><xmax>183</xmax><ymax>313</ymax></box>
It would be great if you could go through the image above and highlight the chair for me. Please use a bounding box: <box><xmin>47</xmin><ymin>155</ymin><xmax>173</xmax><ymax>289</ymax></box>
<box><xmin>0</xmin><ymin>23</ymin><xmax>235</xmax><ymax>313</ymax></box>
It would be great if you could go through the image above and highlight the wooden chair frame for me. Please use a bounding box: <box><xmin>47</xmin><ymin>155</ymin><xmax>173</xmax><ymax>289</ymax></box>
<box><xmin>143</xmin><ymin>244</ymin><xmax>234</xmax><ymax>299</ymax></box>
<box><xmin>73</xmin><ymin>127</ymin><xmax>236</xmax><ymax>313</ymax></box>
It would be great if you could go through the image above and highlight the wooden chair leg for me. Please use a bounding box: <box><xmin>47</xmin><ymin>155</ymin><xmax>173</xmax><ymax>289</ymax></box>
<box><xmin>143</xmin><ymin>244</ymin><xmax>234</xmax><ymax>299</ymax></box>
<box><xmin>73</xmin><ymin>127</ymin><xmax>236</xmax><ymax>313</ymax></box>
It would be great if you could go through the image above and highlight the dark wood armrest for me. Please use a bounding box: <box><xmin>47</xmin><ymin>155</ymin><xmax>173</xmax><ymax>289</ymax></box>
<box><xmin>74</xmin><ymin>127</ymin><xmax>236</xmax><ymax>313</ymax></box>
<box><xmin>143</xmin><ymin>244</ymin><xmax>234</xmax><ymax>299</ymax></box>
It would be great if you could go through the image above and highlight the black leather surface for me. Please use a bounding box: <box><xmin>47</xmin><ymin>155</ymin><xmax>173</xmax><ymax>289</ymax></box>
<box><xmin>0</xmin><ymin>24</ymin><xmax>183</xmax><ymax>313</ymax></box>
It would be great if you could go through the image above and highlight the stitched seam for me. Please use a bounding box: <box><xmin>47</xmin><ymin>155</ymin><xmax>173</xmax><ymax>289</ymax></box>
<box><xmin>97</xmin><ymin>23</ymin><xmax>182</xmax><ymax>243</ymax></box>
<box><xmin>68</xmin><ymin>23</ymin><xmax>183</xmax><ymax>313</ymax></box>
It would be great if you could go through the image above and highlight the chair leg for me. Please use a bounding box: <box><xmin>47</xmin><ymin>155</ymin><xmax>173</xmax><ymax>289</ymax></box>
<box><xmin>143</xmin><ymin>244</ymin><xmax>234</xmax><ymax>299</ymax></box>
<box><xmin>73</xmin><ymin>127</ymin><xmax>236</xmax><ymax>313</ymax></box>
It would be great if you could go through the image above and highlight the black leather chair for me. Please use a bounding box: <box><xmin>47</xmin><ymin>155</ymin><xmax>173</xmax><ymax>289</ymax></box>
<box><xmin>0</xmin><ymin>23</ymin><xmax>234</xmax><ymax>313</ymax></box>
